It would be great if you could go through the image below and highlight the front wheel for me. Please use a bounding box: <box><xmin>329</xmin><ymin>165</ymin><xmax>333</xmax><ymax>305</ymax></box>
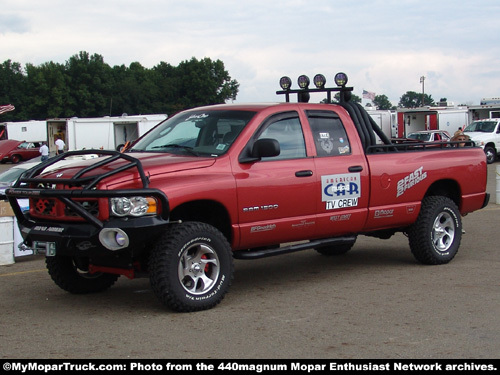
<box><xmin>408</xmin><ymin>196</ymin><xmax>462</xmax><ymax>265</ymax></box>
<box><xmin>10</xmin><ymin>154</ymin><xmax>21</xmax><ymax>164</ymax></box>
<box><xmin>46</xmin><ymin>256</ymin><xmax>119</xmax><ymax>294</ymax></box>
<box><xmin>149</xmin><ymin>222</ymin><xmax>234</xmax><ymax>312</ymax></box>
<box><xmin>484</xmin><ymin>146</ymin><xmax>496</xmax><ymax>164</ymax></box>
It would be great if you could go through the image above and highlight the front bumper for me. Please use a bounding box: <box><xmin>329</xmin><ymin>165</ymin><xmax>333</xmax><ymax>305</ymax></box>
<box><xmin>17</xmin><ymin>215</ymin><xmax>169</xmax><ymax>258</ymax></box>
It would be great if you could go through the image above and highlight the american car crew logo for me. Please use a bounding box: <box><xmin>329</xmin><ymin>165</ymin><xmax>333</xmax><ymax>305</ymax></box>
<box><xmin>322</xmin><ymin>173</ymin><xmax>360</xmax><ymax>210</ymax></box>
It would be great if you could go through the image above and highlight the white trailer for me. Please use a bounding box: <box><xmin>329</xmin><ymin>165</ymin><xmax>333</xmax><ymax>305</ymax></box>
<box><xmin>397</xmin><ymin>108</ymin><xmax>469</xmax><ymax>138</ymax></box>
<box><xmin>0</xmin><ymin>120</ymin><xmax>47</xmax><ymax>142</ymax></box>
<box><xmin>366</xmin><ymin>109</ymin><xmax>398</xmax><ymax>141</ymax></box>
<box><xmin>46</xmin><ymin>114</ymin><xmax>167</xmax><ymax>153</ymax></box>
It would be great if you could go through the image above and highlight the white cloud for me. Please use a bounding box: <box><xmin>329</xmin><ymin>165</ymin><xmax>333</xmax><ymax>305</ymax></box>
<box><xmin>1</xmin><ymin>0</ymin><xmax>500</xmax><ymax>106</ymax></box>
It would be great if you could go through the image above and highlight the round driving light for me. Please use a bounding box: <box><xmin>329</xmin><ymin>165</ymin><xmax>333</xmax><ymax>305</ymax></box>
<box><xmin>334</xmin><ymin>72</ymin><xmax>348</xmax><ymax>87</ymax></box>
<box><xmin>313</xmin><ymin>74</ymin><xmax>326</xmax><ymax>88</ymax></box>
<box><xmin>279</xmin><ymin>76</ymin><xmax>292</xmax><ymax>90</ymax></box>
<box><xmin>297</xmin><ymin>75</ymin><xmax>310</xmax><ymax>89</ymax></box>
<box><xmin>99</xmin><ymin>228</ymin><xmax>129</xmax><ymax>251</ymax></box>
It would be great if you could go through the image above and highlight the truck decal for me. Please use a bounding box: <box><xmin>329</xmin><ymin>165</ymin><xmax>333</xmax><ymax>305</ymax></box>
<box><xmin>322</xmin><ymin>173</ymin><xmax>361</xmax><ymax>210</ymax></box>
<box><xmin>396</xmin><ymin>166</ymin><xmax>427</xmax><ymax>197</ymax></box>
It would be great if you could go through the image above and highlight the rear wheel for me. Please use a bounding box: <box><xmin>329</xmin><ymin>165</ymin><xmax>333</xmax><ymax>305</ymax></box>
<box><xmin>315</xmin><ymin>237</ymin><xmax>357</xmax><ymax>256</ymax></box>
<box><xmin>408</xmin><ymin>196</ymin><xmax>462</xmax><ymax>265</ymax></box>
<box><xmin>46</xmin><ymin>256</ymin><xmax>119</xmax><ymax>294</ymax></box>
<box><xmin>149</xmin><ymin>221</ymin><xmax>234</xmax><ymax>312</ymax></box>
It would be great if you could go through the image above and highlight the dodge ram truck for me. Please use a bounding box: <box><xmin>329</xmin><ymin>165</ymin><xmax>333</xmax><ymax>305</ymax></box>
<box><xmin>6</xmin><ymin>73</ymin><xmax>490</xmax><ymax>312</ymax></box>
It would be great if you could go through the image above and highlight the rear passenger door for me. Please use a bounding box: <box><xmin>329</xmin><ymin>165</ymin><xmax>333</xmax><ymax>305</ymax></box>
<box><xmin>305</xmin><ymin>110</ymin><xmax>369</xmax><ymax>237</ymax></box>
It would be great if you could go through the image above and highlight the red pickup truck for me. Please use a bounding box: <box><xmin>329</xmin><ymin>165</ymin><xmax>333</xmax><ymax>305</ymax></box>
<box><xmin>6</xmin><ymin>74</ymin><xmax>489</xmax><ymax>312</ymax></box>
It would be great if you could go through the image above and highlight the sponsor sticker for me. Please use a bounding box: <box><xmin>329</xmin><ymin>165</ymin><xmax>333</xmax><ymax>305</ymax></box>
<box><xmin>397</xmin><ymin>166</ymin><xmax>427</xmax><ymax>197</ymax></box>
<box><xmin>322</xmin><ymin>173</ymin><xmax>361</xmax><ymax>210</ymax></box>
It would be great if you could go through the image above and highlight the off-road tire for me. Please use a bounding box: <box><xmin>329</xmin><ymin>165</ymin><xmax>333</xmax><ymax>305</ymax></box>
<box><xmin>315</xmin><ymin>237</ymin><xmax>357</xmax><ymax>256</ymax></box>
<box><xmin>46</xmin><ymin>256</ymin><xmax>119</xmax><ymax>294</ymax></box>
<box><xmin>149</xmin><ymin>221</ymin><xmax>234</xmax><ymax>312</ymax></box>
<box><xmin>408</xmin><ymin>196</ymin><xmax>462</xmax><ymax>265</ymax></box>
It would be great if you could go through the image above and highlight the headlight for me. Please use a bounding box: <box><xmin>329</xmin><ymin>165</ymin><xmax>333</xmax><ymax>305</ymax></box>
<box><xmin>110</xmin><ymin>196</ymin><xmax>157</xmax><ymax>217</ymax></box>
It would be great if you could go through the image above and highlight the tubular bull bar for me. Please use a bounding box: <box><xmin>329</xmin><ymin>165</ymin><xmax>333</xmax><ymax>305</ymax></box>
<box><xmin>5</xmin><ymin>150</ymin><xmax>170</xmax><ymax>253</ymax></box>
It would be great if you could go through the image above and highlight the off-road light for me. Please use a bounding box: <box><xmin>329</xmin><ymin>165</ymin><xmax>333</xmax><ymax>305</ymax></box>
<box><xmin>313</xmin><ymin>74</ymin><xmax>326</xmax><ymax>88</ymax></box>
<box><xmin>334</xmin><ymin>72</ymin><xmax>348</xmax><ymax>87</ymax></box>
<box><xmin>279</xmin><ymin>76</ymin><xmax>292</xmax><ymax>90</ymax></box>
<box><xmin>297</xmin><ymin>75</ymin><xmax>310</xmax><ymax>89</ymax></box>
<box><xmin>99</xmin><ymin>228</ymin><xmax>129</xmax><ymax>251</ymax></box>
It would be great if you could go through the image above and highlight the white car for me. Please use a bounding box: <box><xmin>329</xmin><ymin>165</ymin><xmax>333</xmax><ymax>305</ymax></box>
<box><xmin>0</xmin><ymin>154</ymin><xmax>99</xmax><ymax>199</ymax></box>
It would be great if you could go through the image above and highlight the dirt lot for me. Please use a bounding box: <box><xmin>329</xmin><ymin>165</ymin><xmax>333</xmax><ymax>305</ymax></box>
<box><xmin>0</xmin><ymin>162</ymin><xmax>499</xmax><ymax>359</ymax></box>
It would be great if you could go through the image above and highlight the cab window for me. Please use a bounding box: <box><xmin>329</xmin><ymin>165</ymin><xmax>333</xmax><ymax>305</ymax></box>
<box><xmin>256</xmin><ymin>113</ymin><xmax>306</xmax><ymax>161</ymax></box>
<box><xmin>306</xmin><ymin>111</ymin><xmax>351</xmax><ymax>157</ymax></box>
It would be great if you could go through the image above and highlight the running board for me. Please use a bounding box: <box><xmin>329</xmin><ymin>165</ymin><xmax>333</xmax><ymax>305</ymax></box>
<box><xmin>232</xmin><ymin>236</ymin><xmax>356</xmax><ymax>260</ymax></box>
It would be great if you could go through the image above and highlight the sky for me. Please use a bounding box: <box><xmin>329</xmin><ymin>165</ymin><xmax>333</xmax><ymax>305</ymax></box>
<box><xmin>2</xmin><ymin>0</ymin><xmax>500</xmax><ymax>107</ymax></box>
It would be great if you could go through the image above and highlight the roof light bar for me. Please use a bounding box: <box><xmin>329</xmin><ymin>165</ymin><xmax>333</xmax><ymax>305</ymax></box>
<box><xmin>276</xmin><ymin>72</ymin><xmax>352</xmax><ymax>103</ymax></box>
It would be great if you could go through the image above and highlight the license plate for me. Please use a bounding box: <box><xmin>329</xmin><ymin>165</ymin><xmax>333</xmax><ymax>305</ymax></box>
<box><xmin>33</xmin><ymin>241</ymin><xmax>57</xmax><ymax>256</ymax></box>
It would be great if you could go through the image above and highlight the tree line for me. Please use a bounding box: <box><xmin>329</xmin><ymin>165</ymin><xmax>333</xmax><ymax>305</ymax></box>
<box><xmin>0</xmin><ymin>51</ymin><xmax>239</xmax><ymax>121</ymax></box>
<box><xmin>1</xmin><ymin>50</ymin><xmax>442</xmax><ymax>122</ymax></box>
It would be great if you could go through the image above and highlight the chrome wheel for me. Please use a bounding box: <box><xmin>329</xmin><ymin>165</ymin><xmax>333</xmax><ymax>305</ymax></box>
<box><xmin>178</xmin><ymin>242</ymin><xmax>220</xmax><ymax>295</ymax></box>
<box><xmin>432</xmin><ymin>212</ymin><xmax>455</xmax><ymax>252</ymax></box>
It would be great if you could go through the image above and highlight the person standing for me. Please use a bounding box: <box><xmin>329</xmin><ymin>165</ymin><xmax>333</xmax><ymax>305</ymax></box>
<box><xmin>55</xmin><ymin>136</ymin><xmax>65</xmax><ymax>155</ymax></box>
<box><xmin>39</xmin><ymin>141</ymin><xmax>49</xmax><ymax>161</ymax></box>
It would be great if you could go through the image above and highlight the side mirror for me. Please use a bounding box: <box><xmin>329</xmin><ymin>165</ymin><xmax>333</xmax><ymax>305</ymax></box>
<box><xmin>251</xmin><ymin>138</ymin><xmax>280</xmax><ymax>158</ymax></box>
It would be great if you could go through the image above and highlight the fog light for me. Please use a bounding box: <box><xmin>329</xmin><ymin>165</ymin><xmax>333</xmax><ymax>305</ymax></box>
<box><xmin>334</xmin><ymin>72</ymin><xmax>348</xmax><ymax>87</ymax></box>
<box><xmin>99</xmin><ymin>228</ymin><xmax>129</xmax><ymax>251</ymax></box>
<box><xmin>313</xmin><ymin>74</ymin><xmax>326</xmax><ymax>88</ymax></box>
<box><xmin>279</xmin><ymin>76</ymin><xmax>292</xmax><ymax>90</ymax></box>
<box><xmin>297</xmin><ymin>75</ymin><xmax>310</xmax><ymax>89</ymax></box>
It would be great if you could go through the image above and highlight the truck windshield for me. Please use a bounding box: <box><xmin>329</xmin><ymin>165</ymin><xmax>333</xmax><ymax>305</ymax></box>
<box><xmin>130</xmin><ymin>110</ymin><xmax>256</xmax><ymax>156</ymax></box>
<box><xmin>464</xmin><ymin>121</ymin><xmax>497</xmax><ymax>133</ymax></box>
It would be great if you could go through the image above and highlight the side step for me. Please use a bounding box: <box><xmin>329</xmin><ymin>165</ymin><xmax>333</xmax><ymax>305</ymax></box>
<box><xmin>232</xmin><ymin>236</ymin><xmax>356</xmax><ymax>260</ymax></box>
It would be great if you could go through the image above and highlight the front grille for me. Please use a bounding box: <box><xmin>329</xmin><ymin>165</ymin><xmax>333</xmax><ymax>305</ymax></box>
<box><xmin>33</xmin><ymin>198</ymin><xmax>57</xmax><ymax>216</ymax></box>
<box><xmin>30</xmin><ymin>197</ymin><xmax>100</xmax><ymax>220</ymax></box>
<box><xmin>65</xmin><ymin>200</ymin><xmax>99</xmax><ymax>217</ymax></box>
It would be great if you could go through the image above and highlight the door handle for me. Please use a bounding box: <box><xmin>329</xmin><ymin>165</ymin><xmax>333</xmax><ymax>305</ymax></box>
<box><xmin>295</xmin><ymin>170</ymin><xmax>313</xmax><ymax>177</ymax></box>
<box><xmin>348</xmin><ymin>165</ymin><xmax>363</xmax><ymax>172</ymax></box>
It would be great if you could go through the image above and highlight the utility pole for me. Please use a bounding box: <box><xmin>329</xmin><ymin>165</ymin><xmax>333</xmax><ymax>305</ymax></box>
<box><xmin>420</xmin><ymin>76</ymin><xmax>425</xmax><ymax>107</ymax></box>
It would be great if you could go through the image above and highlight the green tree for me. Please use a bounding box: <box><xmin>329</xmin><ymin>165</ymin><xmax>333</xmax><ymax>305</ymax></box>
<box><xmin>398</xmin><ymin>91</ymin><xmax>434</xmax><ymax>108</ymax></box>
<box><xmin>0</xmin><ymin>52</ymin><xmax>240</xmax><ymax>120</ymax></box>
<box><xmin>25</xmin><ymin>61</ymin><xmax>70</xmax><ymax>119</ymax></box>
<box><xmin>0</xmin><ymin>60</ymin><xmax>28</xmax><ymax>121</ymax></box>
<box><xmin>373</xmin><ymin>94</ymin><xmax>393</xmax><ymax>110</ymax></box>
<box><xmin>65</xmin><ymin>51</ymin><xmax>113</xmax><ymax>117</ymax></box>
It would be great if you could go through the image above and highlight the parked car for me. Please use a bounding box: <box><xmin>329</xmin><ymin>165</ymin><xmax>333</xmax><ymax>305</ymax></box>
<box><xmin>0</xmin><ymin>154</ymin><xmax>99</xmax><ymax>199</ymax></box>
<box><xmin>406</xmin><ymin>130</ymin><xmax>451</xmax><ymax>142</ymax></box>
<box><xmin>0</xmin><ymin>140</ymin><xmax>42</xmax><ymax>164</ymax></box>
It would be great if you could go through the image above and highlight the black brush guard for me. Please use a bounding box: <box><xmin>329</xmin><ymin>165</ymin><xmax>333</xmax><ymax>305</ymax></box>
<box><xmin>6</xmin><ymin>149</ymin><xmax>170</xmax><ymax>229</ymax></box>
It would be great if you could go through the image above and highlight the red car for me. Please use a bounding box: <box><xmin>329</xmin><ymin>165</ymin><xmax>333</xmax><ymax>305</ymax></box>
<box><xmin>0</xmin><ymin>140</ymin><xmax>42</xmax><ymax>164</ymax></box>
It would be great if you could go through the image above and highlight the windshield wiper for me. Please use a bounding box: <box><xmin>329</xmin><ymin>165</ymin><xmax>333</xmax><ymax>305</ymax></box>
<box><xmin>151</xmin><ymin>144</ymin><xmax>199</xmax><ymax>156</ymax></box>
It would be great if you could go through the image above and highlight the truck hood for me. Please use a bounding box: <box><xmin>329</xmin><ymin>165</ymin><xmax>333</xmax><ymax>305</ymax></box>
<box><xmin>39</xmin><ymin>152</ymin><xmax>216</xmax><ymax>186</ymax></box>
<box><xmin>464</xmin><ymin>131</ymin><xmax>494</xmax><ymax>143</ymax></box>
